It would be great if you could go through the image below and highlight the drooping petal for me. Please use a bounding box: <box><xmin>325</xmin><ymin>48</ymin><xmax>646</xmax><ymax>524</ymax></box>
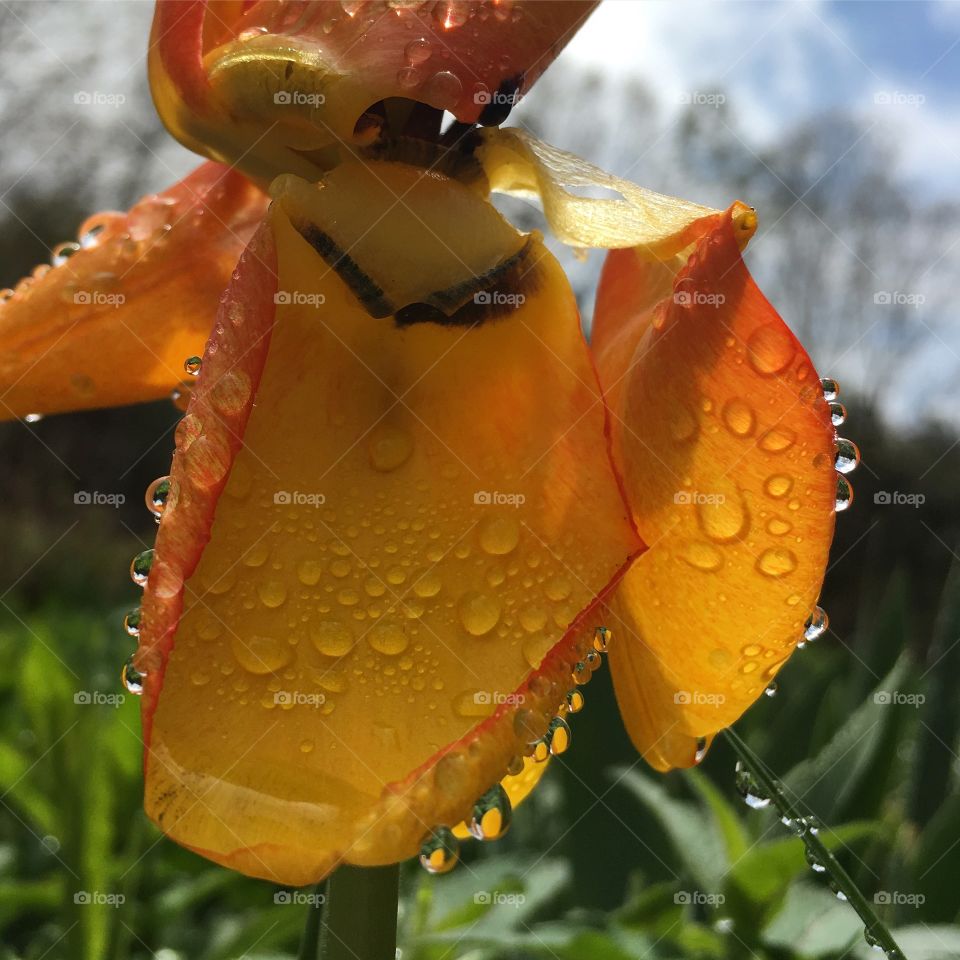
<box><xmin>593</xmin><ymin>206</ymin><xmax>838</xmax><ymax>771</ymax></box>
<box><xmin>0</xmin><ymin>162</ymin><xmax>267</xmax><ymax>420</ymax></box>
<box><xmin>478</xmin><ymin>128</ymin><xmax>720</xmax><ymax>258</ymax></box>
<box><xmin>136</xmin><ymin>157</ymin><xmax>640</xmax><ymax>884</ymax></box>
<box><xmin>150</xmin><ymin>0</ymin><xmax>598</xmax><ymax>185</ymax></box>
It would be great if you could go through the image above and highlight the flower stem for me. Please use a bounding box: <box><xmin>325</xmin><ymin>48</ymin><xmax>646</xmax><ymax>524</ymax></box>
<box><xmin>299</xmin><ymin>864</ymin><xmax>400</xmax><ymax>960</ymax></box>
<box><xmin>724</xmin><ymin>728</ymin><xmax>905</xmax><ymax>959</ymax></box>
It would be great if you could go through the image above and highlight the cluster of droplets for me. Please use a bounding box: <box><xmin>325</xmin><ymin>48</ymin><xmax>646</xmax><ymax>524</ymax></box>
<box><xmin>734</xmin><ymin>758</ymin><xmax>903</xmax><ymax>959</ymax></box>
<box><xmin>819</xmin><ymin>378</ymin><xmax>859</xmax><ymax>515</ymax></box>
<box><xmin>418</xmin><ymin>625</ymin><xmax>611</xmax><ymax>874</ymax></box>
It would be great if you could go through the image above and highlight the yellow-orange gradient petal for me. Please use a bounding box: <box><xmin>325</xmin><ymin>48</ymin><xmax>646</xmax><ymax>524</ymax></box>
<box><xmin>136</xmin><ymin>158</ymin><xmax>641</xmax><ymax>885</ymax></box>
<box><xmin>593</xmin><ymin>206</ymin><xmax>838</xmax><ymax>771</ymax></box>
<box><xmin>0</xmin><ymin>162</ymin><xmax>266</xmax><ymax>420</ymax></box>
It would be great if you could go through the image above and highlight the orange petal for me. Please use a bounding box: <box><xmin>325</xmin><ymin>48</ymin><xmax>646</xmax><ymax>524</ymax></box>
<box><xmin>149</xmin><ymin>0</ymin><xmax>598</xmax><ymax>184</ymax></box>
<box><xmin>0</xmin><ymin>162</ymin><xmax>267</xmax><ymax>420</ymax></box>
<box><xmin>136</xmin><ymin>158</ymin><xmax>640</xmax><ymax>884</ymax></box>
<box><xmin>593</xmin><ymin>206</ymin><xmax>838</xmax><ymax>771</ymax></box>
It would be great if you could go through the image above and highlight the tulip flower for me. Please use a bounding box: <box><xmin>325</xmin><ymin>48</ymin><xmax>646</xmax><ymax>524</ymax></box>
<box><xmin>0</xmin><ymin>0</ymin><xmax>855</xmax><ymax>897</ymax></box>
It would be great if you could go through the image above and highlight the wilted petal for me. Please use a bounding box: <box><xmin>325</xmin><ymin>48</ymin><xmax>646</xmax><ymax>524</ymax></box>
<box><xmin>592</xmin><ymin>206</ymin><xmax>837</xmax><ymax>770</ymax></box>
<box><xmin>149</xmin><ymin>0</ymin><xmax>597</xmax><ymax>184</ymax></box>
<box><xmin>0</xmin><ymin>162</ymin><xmax>267</xmax><ymax>420</ymax></box>
<box><xmin>137</xmin><ymin>157</ymin><xmax>640</xmax><ymax>884</ymax></box>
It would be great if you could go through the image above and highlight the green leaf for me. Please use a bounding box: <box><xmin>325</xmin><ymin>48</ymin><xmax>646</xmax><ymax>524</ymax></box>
<box><xmin>762</xmin><ymin>882</ymin><xmax>862</xmax><ymax>958</ymax></box>
<box><xmin>684</xmin><ymin>768</ymin><xmax>750</xmax><ymax>863</ymax></box>
<box><xmin>614</xmin><ymin>766</ymin><xmax>729</xmax><ymax>892</ymax></box>
<box><xmin>909</xmin><ymin>788</ymin><xmax>960</xmax><ymax>922</ymax></box>
<box><xmin>851</xmin><ymin>925</ymin><xmax>960</xmax><ymax>960</ymax></box>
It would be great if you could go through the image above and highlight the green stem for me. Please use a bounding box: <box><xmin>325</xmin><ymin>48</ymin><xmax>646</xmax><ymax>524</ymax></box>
<box><xmin>299</xmin><ymin>864</ymin><xmax>400</xmax><ymax>960</ymax></box>
<box><xmin>725</xmin><ymin>728</ymin><xmax>905</xmax><ymax>960</ymax></box>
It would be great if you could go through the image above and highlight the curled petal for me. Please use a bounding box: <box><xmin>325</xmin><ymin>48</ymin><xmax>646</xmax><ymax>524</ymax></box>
<box><xmin>137</xmin><ymin>158</ymin><xmax>640</xmax><ymax>884</ymax></box>
<box><xmin>0</xmin><ymin>162</ymin><xmax>267</xmax><ymax>420</ymax></box>
<box><xmin>593</xmin><ymin>206</ymin><xmax>837</xmax><ymax>770</ymax></box>
<box><xmin>478</xmin><ymin>128</ymin><xmax>719</xmax><ymax>257</ymax></box>
<box><xmin>150</xmin><ymin>0</ymin><xmax>597</xmax><ymax>184</ymax></box>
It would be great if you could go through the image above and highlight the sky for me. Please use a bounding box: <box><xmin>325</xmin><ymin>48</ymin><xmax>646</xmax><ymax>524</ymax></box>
<box><xmin>552</xmin><ymin>0</ymin><xmax>960</xmax><ymax>200</ymax></box>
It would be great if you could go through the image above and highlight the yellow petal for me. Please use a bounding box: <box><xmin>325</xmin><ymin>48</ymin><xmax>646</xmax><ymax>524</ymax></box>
<box><xmin>137</xmin><ymin>157</ymin><xmax>640</xmax><ymax>884</ymax></box>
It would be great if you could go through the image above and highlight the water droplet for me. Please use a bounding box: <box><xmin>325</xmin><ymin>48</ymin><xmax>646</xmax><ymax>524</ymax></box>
<box><xmin>24</xmin><ymin>413</ymin><xmax>43</xmax><ymax>423</ymax></box>
<box><xmin>682</xmin><ymin>540</ymin><xmax>723</xmax><ymax>571</ymax></box>
<box><xmin>834</xmin><ymin>437</ymin><xmax>860</xmax><ymax>474</ymax></box>
<box><xmin>757</xmin><ymin>547</ymin><xmax>797</xmax><ymax>578</ymax></box>
<box><xmin>697</xmin><ymin>488</ymin><xmax>748</xmax><ymax>542</ymax></box>
<box><xmin>468</xmin><ymin>784</ymin><xmax>512</xmax><ymax>840</ymax></box>
<box><xmin>51</xmin><ymin>241</ymin><xmax>80</xmax><ymax>267</ymax></box>
<box><xmin>79</xmin><ymin>223</ymin><xmax>107</xmax><ymax>248</ymax></box>
<box><xmin>123</xmin><ymin>607</ymin><xmax>141</xmax><ymax>637</ymax></box>
<box><xmin>300</xmin><ymin>739</ymin><xmax>315</xmax><ymax>754</ymax></box>
<box><xmin>122</xmin><ymin>656</ymin><xmax>145</xmax><ymax>694</ymax></box>
<box><xmin>422</xmin><ymin>69</ymin><xmax>463</xmax><ymax>109</ymax></box>
<box><xmin>803</xmin><ymin>605</ymin><xmax>828</xmax><ymax>642</ymax></box>
<box><xmin>571</xmin><ymin>661</ymin><xmax>590</xmax><ymax>685</ymax></box>
<box><xmin>478</xmin><ymin>514</ymin><xmax>520</xmax><ymax>555</ymax></box>
<box><xmin>310</xmin><ymin>620</ymin><xmax>355</xmax><ymax>657</ymax></box>
<box><xmin>368</xmin><ymin>424</ymin><xmax>413</xmax><ymax>472</ymax></box>
<box><xmin>669</xmin><ymin>406</ymin><xmax>698</xmax><ymax>442</ymax></box>
<box><xmin>544</xmin><ymin>717</ymin><xmax>573</xmax><ymax>757</ymax></box>
<box><xmin>396</xmin><ymin>65</ymin><xmax>422</xmax><ymax>89</ymax></box>
<box><xmin>369</xmin><ymin>621</ymin><xmax>408</xmax><ymax>655</ymax></box>
<box><xmin>766</xmin><ymin>517</ymin><xmax>792</xmax><ymax>536</ymax></box>
<box><xmin>593</xmin><ymin>626</ymin><xmax>612</xmax><ymax>653</ymax></box>
<box><xmin>819</xmin><ymin>377</ymin><xmax>839</xmax><ymax>401</ymax></box>
<box><xmin>805</xmin><ymin>846</ymin><xmax>826</xmax><ymax>873</ymax></box>
<box><xmin>457</xmin><ymin>591</ymin><xmax>501</xmax><ymax>636</ymax></box>
<box><xmin>419</xmin><ymin>826</ymin><xmax>459</xmax><ymax>874</ymax></box>
<box><xmin>734</xmin><ymin>760</ymin><xmax>771</xmax><ymax>809</ymax></box>
<box><xmin>184</xmin><ymin>355</ymin><xmax>202</xmax><ymax>376</ymax></box>
<box><xmin>145</xmin><ymin>476</ymin><xmax>171</xmax><ymax>519</ymax></box>
<box><xmin>759</xmin><ymin>426</ymin><xmax>796</xmax><ymax>453</ymax></box>
<box><xmin>506</xmin><ymin>755</ymin><xmax>524</xmax><ymax>776</ymax></box>
<box><xmin>544</xmin><ymin>576</ymin><xmax>571</xmax><ymax>602</ymax></box>
<box><xmin>721</xmin><ymin>398</ymin><xmax>755</xmax><ymax>437</ymax></box>
<box><xmin>566</xmin><ymin>688</ymin><xmax>585</xmax><ymax>713</ymax></box>
<box><xmin>130</xmin><ymin>549</ymin><xmax>154</xmax><ymax>587</ymax></box>
<box><xmin>298</xmin><ymin>559</ymin><xmax>324</xmax><ymax>585</ymax></box>
<box><xmin>405</xmin><ymin>37</ymin><xmax>432</xmax><ymax>63</ymax></box>
<box><xmin>765</xmin><ymin>681</ymin><xmax>778</xmax><ymax>697</ymax></box>
<box><xmin>231</xmin><ymin>634</ymin><xmax>292</xmax><ymax>674</ymax></box>
<box><xmin>828</xmin><ymin>401</ymin><xmax>847</xmax><ymax>427</ymax></box>
<box><xmin>519</xmin><ymin>605</ymin><xmax>547</xmax><ymax>633</ymax></box>
<box><xmin>694</xmin><ymin>737</ymin><xmax>709</xmax><ymax>764</ymax></box>
<box><xmin>747</xmin><ymin>323</ymin><xmax>795</xmax><ymax>375</ymax></box>
<box><xmin>258</xmin><ymin>579</ymin><xmax>287</xmax><ymax>608</ymax></box>
<box><xmin>835</xmin><ymin>475</ymin><xmax>854</xmax><ymax>512</ymax></box>
<box><xmin>412</xmin><ymin>570</ymin><xmax>441</xmax><ymax>598</ymax></box>
<box><xmin>764</xmin><ymin>474</ymin><xmax>794</xmax><ymax>499</ymax></box>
